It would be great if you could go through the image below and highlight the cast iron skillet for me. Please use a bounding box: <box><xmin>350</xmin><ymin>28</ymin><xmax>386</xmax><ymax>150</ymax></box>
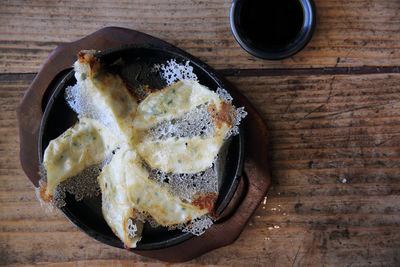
<box><xmin>38</xmin><ymin>45</ymin><xmax>245</xmax><ymax>250</ymax></box>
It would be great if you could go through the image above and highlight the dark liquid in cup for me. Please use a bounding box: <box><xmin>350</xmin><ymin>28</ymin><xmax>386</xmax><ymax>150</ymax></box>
<box><xmin>240</xmin><ymin>0</ymin><xmax>305</xmax><ymax>49</ymax></box>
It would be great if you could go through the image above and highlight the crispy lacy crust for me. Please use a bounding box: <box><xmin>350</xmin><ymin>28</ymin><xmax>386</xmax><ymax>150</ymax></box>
<box><xmin>39</xmin><ymin>181</ymin><xmax>52</xmax><ymax>202</ymax></box>
<box><xmin>78</xmin><ymin>50</ymin><xmax>97</xmax><ymax>69</ymax></box>
<box><xmin>209</xmin><ymin>102</ymin><xmax>236</xmax><ymax>129</ymax></box>
<box><xmin>191</xmin><ymin>192</ymin><xmax>218</xmax><ymax>215</ymax></box>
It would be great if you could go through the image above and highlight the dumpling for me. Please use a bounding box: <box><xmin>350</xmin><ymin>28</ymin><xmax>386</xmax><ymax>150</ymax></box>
<box><xmin>133</xmin><ymin>80</ymin><xmax>221</xmax><ymax>130</ymax></box>
<box><xmin>137</xmin><ymin>134</ymin><xmax>226</xmax><ymax>174</ymax></box>
<box><xmin>100</xmin><ymin>147</ymin><xmax>209</xmax><ymax>229</ymax></box>
<box><xmin>98</xmin><ymin>146</ymin><xmax>143</xmax><ymax>248</ymax></box>
<box><xmin>69</xmin><ymin>50</ymin><xmax>138</xmax><ymax>144</ymax></box>
<box><xmin>42</xmin><ymin>118</ymin><xmax>120</xmax><ymax>200</ymax></box>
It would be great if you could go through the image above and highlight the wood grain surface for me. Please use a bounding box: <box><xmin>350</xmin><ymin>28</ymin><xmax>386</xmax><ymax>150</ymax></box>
<box><xmin>1</xmin><ymin>0</ymin><xmax>400</xmax><ymax>266</ymax></box>
<box><xmin>0</xmin><ymin>0</ymin><xmax>399</xmax><ymax>72</ymax></box>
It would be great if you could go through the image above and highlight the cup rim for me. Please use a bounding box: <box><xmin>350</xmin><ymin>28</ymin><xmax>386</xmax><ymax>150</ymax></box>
<box><xmin>230</xmin><ymin>0</ymin><xmax>317</xmax><ymax>60</ymax></box>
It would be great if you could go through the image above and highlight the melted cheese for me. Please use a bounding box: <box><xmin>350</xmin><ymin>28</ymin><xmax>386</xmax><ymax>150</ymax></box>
<box><xmin>133</xmin><ymin>80</ymin><xmax>221</xmax><ymax>130</ymax></box>
<box><xmin>43</xmin><ymin>118</ymin><xmax>120</xmax><ymax>199</ymax></box>
<box><xmin>74</xmin><ymin>51</ymin><xmax>138</xmax><ymax>144</ymax></box>
<box><xmin>102</xmin><ymin>147</ymin><xmax>208</xmax><ymax>227</ymax></box>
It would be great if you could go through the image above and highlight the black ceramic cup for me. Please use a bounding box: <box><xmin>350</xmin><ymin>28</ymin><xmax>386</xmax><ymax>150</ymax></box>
<box><xmin>230</xmin><ymin>0</ymin><xmax>316</xmax><ymax>60</ymax></box>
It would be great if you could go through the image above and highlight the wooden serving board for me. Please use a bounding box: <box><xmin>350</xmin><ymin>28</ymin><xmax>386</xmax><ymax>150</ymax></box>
<box><xmin>16</xmin><ymin>27</ymin><xmax>271</xmax><ymax>262</ymax></box>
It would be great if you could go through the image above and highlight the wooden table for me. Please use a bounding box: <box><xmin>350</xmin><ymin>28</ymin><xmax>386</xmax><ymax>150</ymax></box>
<box><xmin>1</xmin><ymin>0</ymin><xmax>399</xmax><ymax>266</ymax></box>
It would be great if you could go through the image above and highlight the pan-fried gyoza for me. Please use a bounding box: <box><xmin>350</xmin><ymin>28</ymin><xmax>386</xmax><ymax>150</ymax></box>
<box><xmin>39</xmin><ymin>50</ymin><xmax>246</xmax><ymax>248</ymax></box>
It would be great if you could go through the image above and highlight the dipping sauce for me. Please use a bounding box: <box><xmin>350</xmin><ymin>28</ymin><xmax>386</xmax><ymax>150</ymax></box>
<box><xmin>239</xmin><ymin>0</ymin><xmax>305</xmax><ymax>49</ymax></box>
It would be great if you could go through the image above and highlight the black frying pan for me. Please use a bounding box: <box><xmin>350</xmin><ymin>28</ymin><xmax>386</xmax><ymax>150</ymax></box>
<box><xmin>38</xmin><ymin>45</ymin><xmax>245</xmax><ymax>250</ymax></box>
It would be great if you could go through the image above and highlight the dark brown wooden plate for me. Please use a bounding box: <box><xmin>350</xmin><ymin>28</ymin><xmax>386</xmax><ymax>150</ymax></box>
<box><xmin>17</xmin><ymin>27</ymin><xmax>271</xmax><ymax>262</ymax></box>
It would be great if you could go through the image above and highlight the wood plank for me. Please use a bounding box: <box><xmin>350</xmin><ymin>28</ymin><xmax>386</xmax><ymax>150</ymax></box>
<box><xmin>0</xmin><ymin>0</ymin><xmax>399</xmax><ymax>73</ymax></box>
<box><xmin>219</xmin><ymin>66</ymin><xmax>400</xmax><ymax>77</ymax></box>
<box><xmin>1</xmin><ymin>226</ymin><xmax>399</xmax><ymax>266</ymax></box>
<box><xmin>1</xmin><ymin>72</ymin><xmax>400</xmax><ymax>265</ymax></box>
<box><xmin>0</xmin><ymin>219</ymin><xmax>74</xmax><ymax>233</ymax></box>
<box><xmin>4</xmin><ymin>261</ymin><xmax>197</xmax><ymax>267</ymax></box>
<box><xmin>273</xmin><ymin>167</ymin><xmax>400</xmax><ymax>185</ymax></box>
<box><xmin>4</xmin><ymin>262</ymin><xmax>205</xmax><ymax>267</ymax></box>
<box><xmin>0</xmin><ymin>232</ymin><xmax>147</xmax><ymax>264</ymax></box>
